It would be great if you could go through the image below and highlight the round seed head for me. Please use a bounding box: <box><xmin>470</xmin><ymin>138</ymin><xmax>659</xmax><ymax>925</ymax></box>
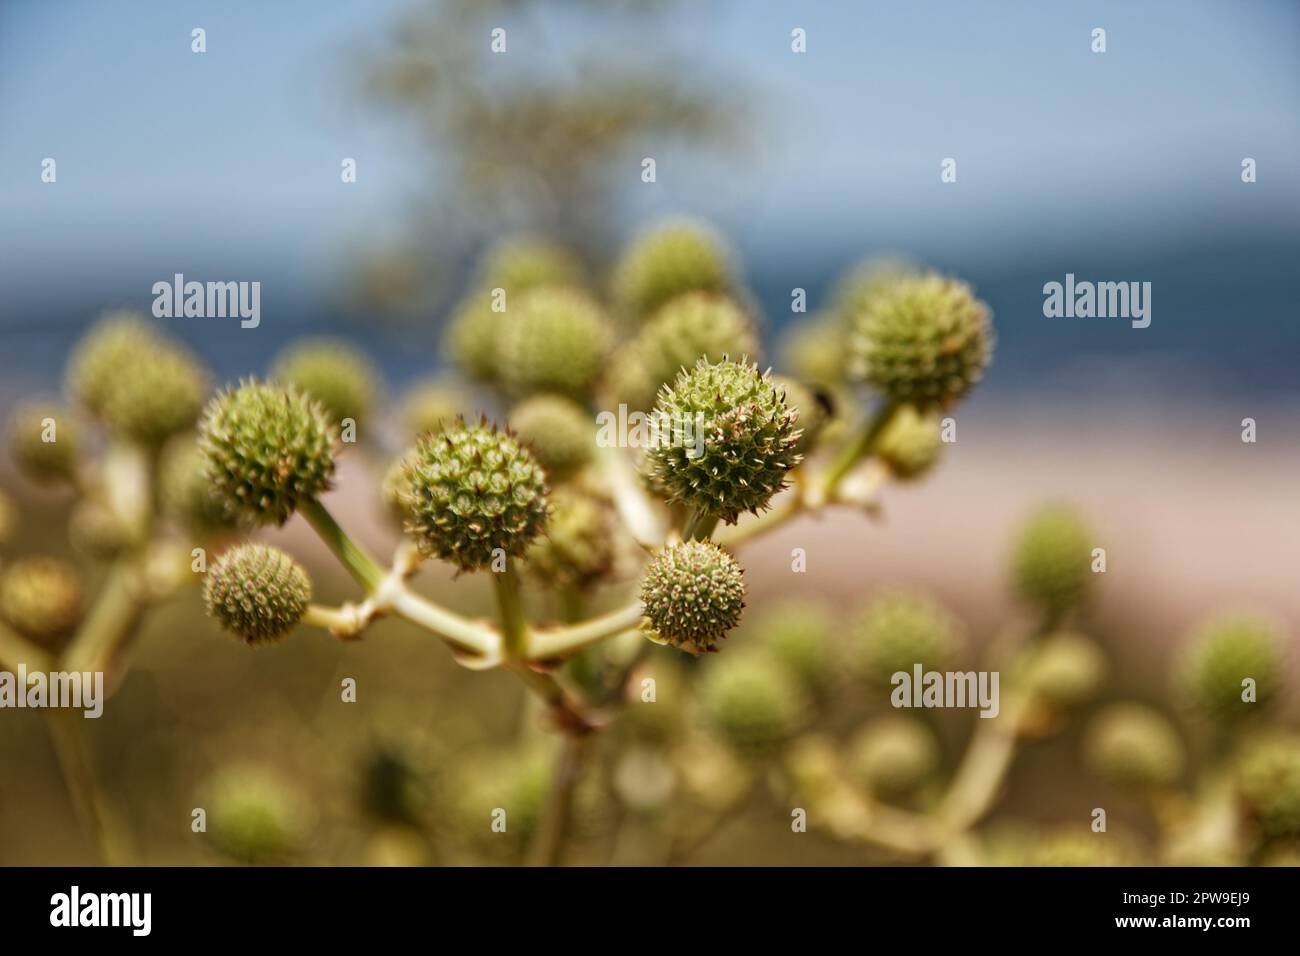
<box><xmin>640</xmin><ymin>539</ymin><xmax>746</xmax><ymax>654</ymax></box>
<box><xmin>847</xmin><ymin>715</ymin><xmax>941</xmax><ymax>798</ymax></box>
<box><xmin>612</xmin><ymin>292</ymin><xmax>759</xmax><ymax>411</ymax></box>
<box><xmin>1236</xmin><ymin>734</ymin><xmax>1300</xmax><ymax>837</ymax></box>
<box><xmin>1010</xmin><ymin>503</ymin><xmax>1095</xmax><ymax>618</ymax></box>
<box><xmin>160</xmin><ymin>437</ymin><xmax>238</xmax><ymax>537</ymax></box>
<box><xmin>699</xmin><ymin>651</ymin><xmax>809</xmax><ymax>756</ymax></box>
<box><xmin>444</xmin><ymin>292</ymin><xmax>502</xmax><ymax>383</ymax></box>
<box><xmin>67</xmin><ymin>313</ymin><xmax>210</xmax><ymax>445</ymax></box>
<box><xmin>0</xmin><ymin>557</ymin><xmax>85</xmax><ymax>646</ymax></box>
<box><xmin>847</xmin><ymin>591</ymin><xmax>962</xmax><ymax>684</ymax></box>
<box><xmin>523</xmin><ymin>486</ymin><xmax>617</xmax><ymax>590</ymax></box>
<box><xmin>400</xmin><ymin>378</ymin><xmax>466</xmax><ymax>438</ymax></box>
<box><xmin>831</xmin><ymin>256</ymin><xmax>920</xmax><ymax>324</ymax></box>
<box><xmin>645</xmin><ymin>358</ymin><xmax>802</xmax><ymax>524</ymax></box>
<box><xmin>401</xmin><ymin>420</ymin><xmax>549</xmax><ymax>571</ymax></box>
<box><xmin>770</xmin><ymin>376</ymin><xmax>830</xmax><ymax>457</ymax></box>
<box><xmin>6</xmin><ymin>401</ymin><xmax>80</xmax><ymax>483</ymax></box>
<box><xmin>750</xmin><ymin>597</ymin><xmax>835</xmax><ymax>696</ymax></box>
<box><xmin>476</xmin><ymin>236</ymin><xmax>583</xmax><ymax>294</ymax></box>
<box><xmin>198</xmin><ymin>380</ymin><xmax>338</xmax><ymax>527</ymax></box>
<box><xmin>845</xmin><ymin>274</ymin><xmax>993</xmax><ymax>408</ymax></box>
<box><xmin>876</xmin><ymin>403</ymin><xmax>943</xmax><ymax>481</ymax></box>
<box><xmin>498</xmin><ymin>287</ymin><xmax>612</xmax><ymax>399</ymax></box>
<box><xmin>508</xmin><ymin>394</ymin><xmax>594</xmax><ymax>479</ymax></box>
<box><xmin>200</xmin><ymin>765</ymin><xmax>309</xmax><ymax>864</ymax></box>
<box><xmin>271</xmin><ymin>338</ymin><xmax>381</xmax><ymax>429</ymax></box>
<box><xmin>1083</xmin><ymin>703</ymin><xmax>1184</xmax><ymax>789</ymax></box>
<box><xmin>1018</xmin><ymin>631</ymin><xmax>1107</xmax><ymax>708</ymax></box>
<box><xmin>780</xmin><ymin>312</ymin><xmax>849</xmax><ymax>388</ymax></box>
<box><xmin>68</xmin><ymin>500</ymin><xmax>143</xmax><ymax>560</ymax></box>
<box><xmin>203</xmin><ymin>543</ymin><xmax>311</xmax><ymax>645</ymax></box>
<box><xmin>612</xmin><ymin>219</ymin><xmax>732</xmax><ymax>321</ymax></box>
<box><xmin>1176</xmin><ymin>614</ymin><xmax>1285</xmax><ymax>721</ymax></box>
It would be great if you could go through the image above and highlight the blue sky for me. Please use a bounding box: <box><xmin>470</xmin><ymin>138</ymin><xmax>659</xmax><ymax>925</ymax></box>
<box><xmin>1</xmin><ymin>0</ymin><xmax>1298</xmax><ymax>396</ymax></box>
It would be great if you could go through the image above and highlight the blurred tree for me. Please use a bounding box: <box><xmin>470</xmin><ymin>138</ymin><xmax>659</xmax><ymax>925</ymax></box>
<box><xmin>352</xmin><ymin>0</ymin><xmax>746</xmax><ymax>318</ymax></box>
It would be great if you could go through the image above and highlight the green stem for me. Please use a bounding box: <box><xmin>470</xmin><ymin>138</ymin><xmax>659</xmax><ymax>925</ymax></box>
<box><xmin>491</xmin><ymin>562</ymin><xmax>529</xmax><ymax>657</ymax></box>
<box><xmin>62</xmin><ymin>561</ymin><xmax>147</xmax><ymax>677</ymax></box>
<box><xmin>682</xmin><ymin>509</ymin><xmax>719</xmax><ymax>542</ymax></box>
<box><xmin>526</xmin><ymin>601</ymin><xmax>645</xmax><ymax>661</ymax></box>
<box><xmin>300</xmin><ymin>497</ymin><xmax>386</xmax><ymax>593</ymax></box>
<box><xmin>819</xmin><ymin>399</ymin><xmax>899</xmax><ymax>498</ymax></box>
<box><xmin>527</xmin><ymin>734</ymin><xmax>588</xmax><ymax>867</ymax></box>
<box><xmin>45</xmin><ymin>710</ymin><xmax>127</xmax><ymax>865</ymax></box>
<box><xmin>385</xmin><ymin>584</ymin><xmax>500</xmax><ymax>660</ymax></box>
<box><xmin>0</xmin><ymin>621</ymin><xmax>55</xmax><ymax>673</ymax></box>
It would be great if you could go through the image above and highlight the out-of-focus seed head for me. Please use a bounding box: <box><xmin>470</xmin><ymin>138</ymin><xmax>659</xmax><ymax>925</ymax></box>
<box><xmin>1083</xmin><ymin>703</ymin><xmax>1185</xmax><ymax>789</ymax></box>
<box><xmin>1010</xmin><ymin>503</ymin><xmax>1095</xmax><ymax>620</ymax></box>
<box><xmin>846</xmin><ymin>715</ymin><xmax>941</xmax><ymax>798</ymax></box>
<box><xmin>0</xmin><ymin>557</ymin><xmax>85</xmax><ymax>647</ymax></box>
<box><xmin>612</xmin><ymin>219</ymin><xmax>732</xmax><ymax>322</ymax></box>
<box><xmin>846</xmin><ymin>591</ymin><xmax>963</xmax><ymax>684</ymax></box>
<box><xmin>508</xmin><ymin>394</ymin><xmax>594</xmax><ymax>479</ymax></box>
<box><xmin>1176</xmin><ymin>614</ymin><xmax>1285</xmax><ymax>721</ymax></box>
<box><xmin>6</xmin><ymin>401</ymin><xmax>80</xmax><ymax>484</ymax></box>
<box><xmin>497</xmin><ymin>287</ymin><xmax>612</xmax><ymax>399</ymax></box>
<box><xmin>876</xmin><ymin>403</ymin><xmax>943</xmax><ymax>481</ymax></box>
<box><xmin>271</xmin><ymin>338</ymin><xmax>381</xmax><ymax>429</ymax></box>
<box><xmin>699</xmin><ymin>651</ymin><xmax>809</xmax><ymax>757</ymax></box>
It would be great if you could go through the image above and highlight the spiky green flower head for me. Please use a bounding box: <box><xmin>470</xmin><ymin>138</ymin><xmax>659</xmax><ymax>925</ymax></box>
<box><xmin>845</xmin><ymin>273</ymin><xmax>993</xmax><ymax>408</ymax></box>
<box><xmin>750</xmin><ymin>597</ymin><xmax>835</xmax><ymax>696</ymax></box>
<box><xmin>67</xmin><ymin>312</ymin><xmax>210</xmax><ymax>445</ymax></box>
<box><xmin>846</xmin><ymin>591</ymin><xmax>963</xmax><ymax>684</ymax></box>
<box><xmin>6</xmin><ymin>401</ymin><xmax>80</xmax><ymax>484</ymax></box>
<box><xmin>876</xmin><ymin>403</ymin><xmax>942</xmax><ymax>481</ymax></box>
<box><xmin>200</xmin><ymin>765</ymin><xmax>309</xmax><ymax>864</ymax></box>
<box><xmin>497</xmin><ymin>287</ymin><xmax>612</xmax><ymax>399</ymax></box>
<box><xmin>203</xmin><ymin>543</ymin><xmax>311</xmax><ymax>645</ymax></box>
<box><xmin>401</xmin><ymin>420</ymin><xmax>549</xmax><ymax>571</ymax></box>
<box><xmin>271</xmin><ymin>338</ymin><xmax>381</xmax><ymax>429</ymax></box>
<box><xmin>198</xmin><ymin>379</ymin><xmax>338</xmax><ymax>527</ymax></box>
<box><xmin>68</xmin><ymin>500</ymin><xmax>143</xmax><ymax>560</ymax></box>
<box><xmin>524</xmin><ymin>486</ymin><xmax>616</xmax><ymax>589</ymax></box>
<box><xmin>444</xmin><ymin>293</ymin><xmax>502</xmax><ymax>383</ymax></box>
<box><xmin>476</xmin><ymin>235</ymin><xmax>583</xmax><ymax>294</ymax></box>
<box><xmin>640</xmin><ymin>540</ymin><xmax>746</xmax><ymax>654</ymax></box>
<box><xmin>614</xmin><ymin>292</ymin><xmax>760</xmax><ymax>411</ymax></box>
<box><xmin>1010</xmin><ymin>503</ymin><xmax>1095</xmax><ymax>620</ymax></box>
<box><xmin>1236</xmin><ymin>734</ymin><xmax>1300</xmax><ymax>838</ymax></box>
<box><xmin>159</xmin><ymin>437</ymin><xmax>238</xmax><ymax>537</ymax></box>
<box><xmin>645</xmin><ymin>358</ymin><xmax>802</xmax><ymax>524</ymax></box>
<box><xmin>1176</xmin><ymin>614</ymin><xmax>1285</xmax><ymax>722</ymax></box>
<box><xmin>1016</xmin><ymin>631</ymin><xmax>1107</xmax><ymax>708</ymax></box>
<box><xmin>400</xmin><ymin>378</ymin><xmax>465</xmax><ymax>438</ymax></box>
<box><xmin>0</xmin><ymin>557</ymin><xmax>85</xmax><ymax>647</ymax></box>
<box><xmin>771</xmin><ymin>375</ymin><xmax>830</xmax><ymax>457</ymax></box>
<box><xmin>612</xmin><ymin>219</ymin><xmax>733</xmax><ymax>322</ymax></box>
<box><xmin>699</xmin><ymin>650</ymin><xmax>809</xmax><ymax>757</ymax></box>
<box><xmin>846</xmin><ymin>715</ymin><xmax>941</xmax><ymax>799</ymax></box>
<box><xmin>780</xmin><ymin>313</ymin><xmax>849</xmax><ymax>388</ymax></box>
<box><xmin>508</xmin><ymin>394</ymin><xmax>593</xmax><ymax>479</ymax></box>
<box><xmin>1083</xmin><ymin>703</ymin><xmax>1184</xmax><ymax>790</ymax></box>
<box><xmin>831</xmin><ymin>256</ymin><xmax>920</xmax><ymax>325</ymax></box>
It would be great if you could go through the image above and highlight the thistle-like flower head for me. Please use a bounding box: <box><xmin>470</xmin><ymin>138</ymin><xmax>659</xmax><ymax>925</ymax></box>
<box><xmin>401</xmin><ymin>420</ymin><xmax>549</xmax><ymax>571</ymax></box>
<box><xmin>160</xmin><ymin>437</ymin><xmax>239</xmax><ymax>536</ymax></box>
<box><xmin>699</xmin><ymin>651</ymin><xmax>808</xmax><ymax>756</ymax></box>
<box><xmin>847</xmin><ymin>591</ymin><xmax>962</xmax><ymax>684</ymax></box>
<box><xmin>1083</xmin><ymin>703</ymin><xmax>1184</xmax><ymax>789</ymax></box>
<box><xmin>198</xmin><ymin>379</ymin><xmax>338</xmax><ymax>527</ymax></box>
<box><xmin>846</xmin><ymin>274</ymin><xmax>993</xmax><ymax>408</ymax></box>
<box><xmin>400</xmin><ymin>378</ymin><xmax>465</xmax><ymax>438</ymax></box>
<box><xmin>523</xmin><ymin>486</ymin><xmax>617</xmax><ymax>589</ymax></box>
<box><xmin>476</xmin><ymin>236</ymin><xmax>583</xmax><ymax>294</ymax></box>
<box><xmin>639</xmin><ymin>539</ymin><xmax>746</xmax><ymax>654</ymax></box>
<box><xmin>612</xmin><ymin>292</ymin><xmax>759</xmax><ymax>411</ymax></box>
<box><xmin>498</xmin><ymin>287</ymin><xmax>612</xmax><ymax>399</ymax></box>
<box><xmin>612</xmin><ymin>219</ymin><xmax>732</xmax><ymax>322</ymax></box>
<box><xmin>876</xmin><ymin>403</ymin><xmax>942</xmax><ymax>481</ymax></box>
<box><xmin>646</xmin><ymin>358</ymin><xmax>802</xmax><ymax>524</ymax></box>
<box><xmin>67</xmin><ymin>313</ymin><xmax>210</xmax><ymax>445</ymax></box>
<box><xmin>1010</xmin><ymin>503</ymin><xmax>1095</xmax><ymax>619</ymax></box>
<box><xmin>508</xmin><ymin>394</ymin><xmax>594</xmax><ymax>479</ymax></box>
<box><xmin>1016</xmin><ymin>631</ymin><xmax>1107</xmax><ymax>708</ymax></box>
<box><xmin>6</xmin><ymin>401</ymin><xmax>80</xmax><ymax>484</ymax></box>
<box><xmin>749</xmin><ymin>597</ymin><xmax>835</xmax><ymax>695</ymax></box>
<box><xmin>847</xmin><ymin>715</ymin><xmax>941</xmax><ymax>798</ymax></box>
<box><xmin>203</xmin><ymin>543</ymin><xmax>312</xmax><ymax>645</ymax></box>
<box><xmin>1176</xmin><ymin>614</ymin><xmax>1285</xmax><ymax>721</ymax></box>
<box><xmin>0</xmin><ymin>556</ymin><xmax>85</xmax><ymax>646</ymax></box>
<box><xmin>271</xmin><ymin>338</ymin><xmax>381</xmax><ymax>429</ymax></box>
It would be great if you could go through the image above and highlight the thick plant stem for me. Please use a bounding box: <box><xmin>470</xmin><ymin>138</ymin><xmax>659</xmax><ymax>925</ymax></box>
<box><xmin>62</xmin><ymin>561</ymin><xmax>147</xmax><ymax>677</ymax></box>
<box><xmin>45</xmin><ymin>710</ymin><xmax>126</xmax><ymax>865</ymax></box>
<box><xmin>0</xmin><ymin>621</ymin><xmax>55</xmax><ymax>673</ymax></box>
<box><xmin>527</xmin><ymin>601</ymin><xmax>645</xmax><ymax>661</ymax></box>
<box><xmin>818</xmin><ymin>399</ymin><xmax>899</xmax><ymax>500</ymax></box>
<box><xmin>300</xmin><ymin>497</ymin><xmax>386</xmax><ymax>593</ymax></box>
<box><xmin>492</xmin><ymin>563</ymin><xmax>529</xmax><ymax>658</ymax></box>
<box><xmin>528</xmin><ymin>734</ymin><xmax>588</xmax><ymax>867</ymax></box>
<box><xmin>383</xmin><ymin>585</ymin><xmax>501</xmax><ymax>661</ymax></box>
